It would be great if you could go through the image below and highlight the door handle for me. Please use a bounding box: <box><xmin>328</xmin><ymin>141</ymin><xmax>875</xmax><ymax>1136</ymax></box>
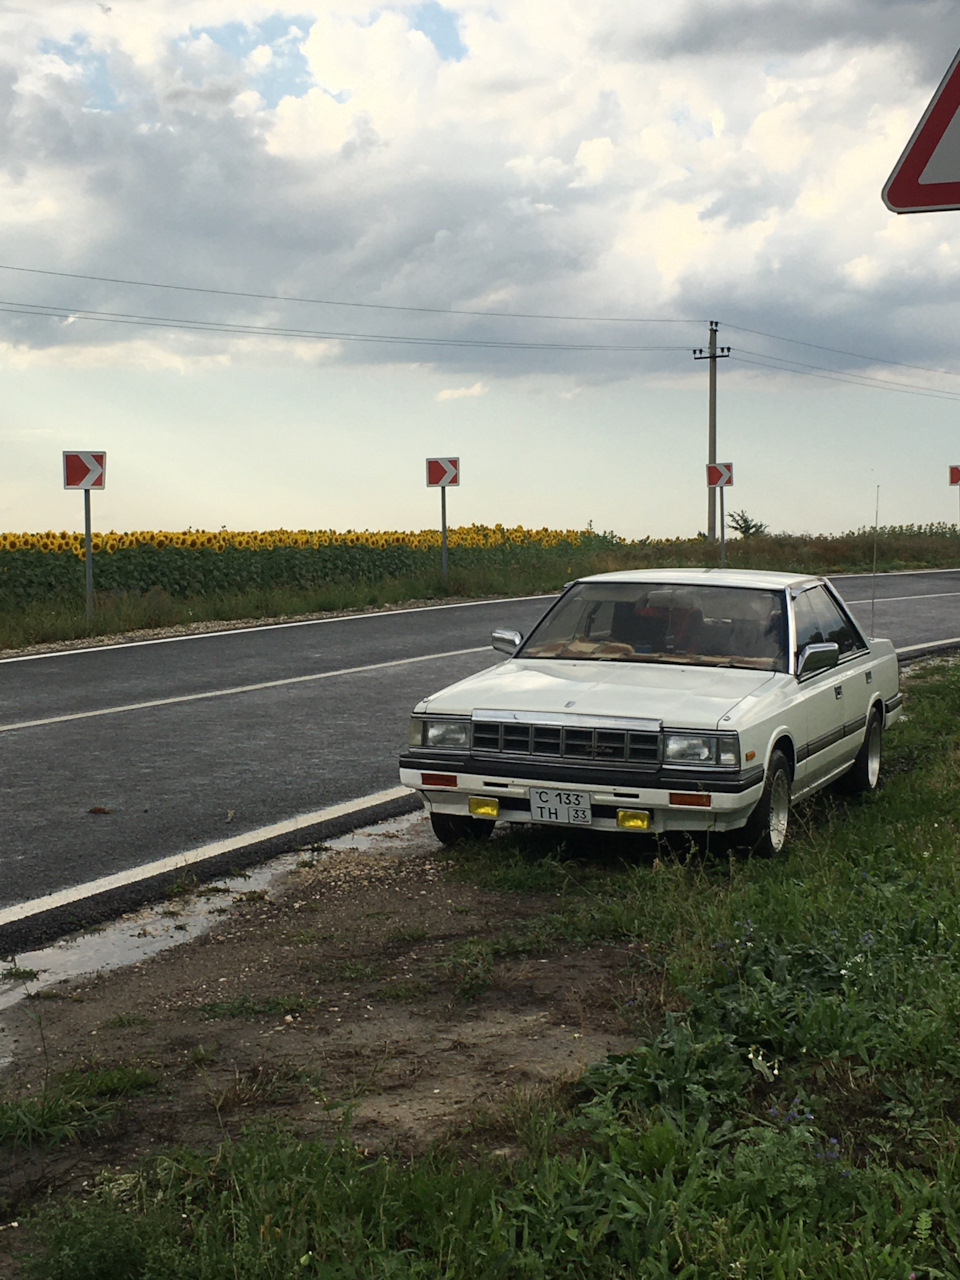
<box><xmin>834</xmin><ymin>685</ymin><xmax>843</xmax><ymax>699</ymax></box>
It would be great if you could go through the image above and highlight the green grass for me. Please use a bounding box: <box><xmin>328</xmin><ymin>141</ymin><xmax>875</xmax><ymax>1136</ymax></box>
<box><xmin>195</xmin><ymin>994</ymin><xmax>312</xmax><ymax>1021</ymax></box>
<box><xmin>378</xmin><ymin>979</ymin><xmax>433</xmax><ymax>1002</ymax></box>
<box><xmin>0</xmin><ymin>1064</ymin><xmax>158</xmax><ymax>1150</ymax></box>
<box><xmin>19</xmin><ymin>657</ymin><xmax>960</xmax><ymax>1277</ymax></box>
<box><xmin>101</xmin><ymin>1012</ymin><xmax>151</xmax><ymax>1029</ymax></box>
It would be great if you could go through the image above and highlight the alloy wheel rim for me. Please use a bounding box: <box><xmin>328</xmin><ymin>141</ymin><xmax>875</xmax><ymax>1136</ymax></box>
<box><xmin>867</xmin><ymin>721</ymin><xmax>882</xmax><ymax>789</ymax></box>
<box><xmin>769</xmin><ymin>771</ymin><xmax>790</xmax><ymax>851</ymax></box>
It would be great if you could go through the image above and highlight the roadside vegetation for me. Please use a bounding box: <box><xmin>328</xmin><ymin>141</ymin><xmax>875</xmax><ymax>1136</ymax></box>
<box><xmin>0</xmin><ymin>521</ymin><xmax>957</xmax><ymax>649</ymax></box>
<box><xmin>5</xmin><ymin>657</ymin><xmax>960</xmax><ymax>1277</ymax></box>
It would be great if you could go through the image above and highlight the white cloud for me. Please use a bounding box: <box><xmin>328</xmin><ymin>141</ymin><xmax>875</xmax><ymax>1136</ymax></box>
<box><xmin>436</xmin><ymin>380</ymin><xmax>488</xmax><ymax>400</ymax></box>
<box><xmin>1</xmin><ymin>2</ymin><xmax>960</xmax><ymax>534</ymax></box>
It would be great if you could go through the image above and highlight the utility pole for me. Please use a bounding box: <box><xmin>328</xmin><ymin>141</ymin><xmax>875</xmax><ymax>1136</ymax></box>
<box><xmin>693</xmin><ymin>321</ymin><xmax>730</xmax><ymax>541</ymax></box>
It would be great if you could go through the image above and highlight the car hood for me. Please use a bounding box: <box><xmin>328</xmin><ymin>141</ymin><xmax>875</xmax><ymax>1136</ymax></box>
<box><xmin>418</xmin><ymin>658</ymin><xmax>779</xmax><ymax>730</ymax></box>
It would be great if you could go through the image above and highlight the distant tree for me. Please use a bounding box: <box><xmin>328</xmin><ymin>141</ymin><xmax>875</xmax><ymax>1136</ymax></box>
<box><xmin>727</xmin><ymin>509</ymin><xmax>768</xmax><ymax>538</ymax></box>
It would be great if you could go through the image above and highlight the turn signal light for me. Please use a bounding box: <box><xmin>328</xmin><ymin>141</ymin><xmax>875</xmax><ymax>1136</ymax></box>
<box><xmin>469</xmin><ymin>797</ymin><xmax>500</xmax><ymax>818</ymax></box>
<box><xmin>422</xmin><ymin>773</ymin><xmax>457</xmax><ymax>787</ymax></box>
<box><xmin>616</xmin><ymin>810</ymin><xmax>651</xmax><ymax>830</ymax></box>
<box><xmin>669</xmin><ymin>792</ymin><xmax>711</xmax><ymax>808</ymax></box>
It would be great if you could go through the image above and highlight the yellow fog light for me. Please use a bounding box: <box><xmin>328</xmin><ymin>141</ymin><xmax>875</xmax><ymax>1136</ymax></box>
<box><xmin>469</xmin><ymin>796</ymin><xmax>500</xmax><ymax>818</ymax></box>
<box><xmin>616</xmin><ymin>809</ymin><xmax>650</xmax><ymax>830</ymax></box>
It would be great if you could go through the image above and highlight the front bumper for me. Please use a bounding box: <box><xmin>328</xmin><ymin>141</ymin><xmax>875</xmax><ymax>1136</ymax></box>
<box><xmin>399</xmin><ymin>752</ymin><xmax>765</xmax><ymax>834</ymax></box>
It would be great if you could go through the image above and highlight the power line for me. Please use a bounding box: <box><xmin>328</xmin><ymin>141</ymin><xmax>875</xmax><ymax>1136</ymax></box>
<box><xmin>734</xmin><ymin>345</ymin><xmax>960</xmax><ymax>396</ymax></box>
<box><xmin>7</xmin><ymin>262</ymin><xmax>953</xmax><ymax>379</ymax></box>
<box><xmin>0</xmin><ymin>298</ymin><xmax>692</xmax><ymax>352</ymax></box>
<box><xmin>724</xmin><ymin>320</ymin><xmax>960</xmax><ymax>381</ymax></box>
<box><xmin>731</xmin><ymin>352</ymin><xmax>960</xmax><ymax>402</ymax></box>
<box><xmin>3</xmin><ymin>262</ymin><xmax>960</xmax><ymax>394</ymax></box>
<box><xmin>0</xmin><ymin>263</ymin><xmax>700</xmax><ymax>327</ymax></box>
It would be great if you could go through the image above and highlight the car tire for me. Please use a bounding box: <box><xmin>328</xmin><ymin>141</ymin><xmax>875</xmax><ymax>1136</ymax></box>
<box><xmin>840</xmin><ymin>706</ymin><xmax>883</xmax><ymax>795</ymax></box>
<box><xmin>742</xmin><ymin>749</ymin><xmax>791</xmax><ymax>857</ymax></box>
<box><xmin>429</xmin><ymin>811</ymin><xmax>495</xmax><ymax>846</ymax></box>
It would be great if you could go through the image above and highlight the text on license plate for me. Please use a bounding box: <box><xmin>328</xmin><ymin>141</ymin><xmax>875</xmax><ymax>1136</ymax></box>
<box><xmin>530</xmin><ymin>788</ymin><xmax>592</xmax><ymax>826</ymax></box>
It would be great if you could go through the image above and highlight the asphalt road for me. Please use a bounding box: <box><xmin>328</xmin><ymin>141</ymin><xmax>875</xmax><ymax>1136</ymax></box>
<box><xmin>1</xmin><ymin>570</ymin><xmax>958</xmax><ymax>926</ymax></box>
<box><xmin>0</xmin><ymin>598</ymin><xmax>549</xmax><ymax>915</ymax></box>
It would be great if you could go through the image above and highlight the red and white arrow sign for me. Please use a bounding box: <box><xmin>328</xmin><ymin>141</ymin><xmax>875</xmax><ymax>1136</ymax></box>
<box><xmin>707</xmin><ymin>462</ymin><xmax>733</xmax><ymax>487</ymax></box>
<box><xmin>884</xmin><ymin>48</ymin><xmax>960</xmax><ymax>212</ymax></box>
<box><xmin>426</xmin><ymin>456</ymin><xmax>459</xmax><ymax>487</ymax></box>
<box><xmin>950</xmin><ymin>465</ymin><xmax>960</xmax><ymax>485</ymax></box>
<box><xmin>63</xmin><ymin>451</ymin><xmax>106</xmax><ymax>490</ymax></box>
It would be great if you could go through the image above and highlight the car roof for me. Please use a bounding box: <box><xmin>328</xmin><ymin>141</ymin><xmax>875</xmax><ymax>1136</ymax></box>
<box><xmin>575</xmin><ymin>567</ymin><xmax>822</xmax><ymax>591</ymax></box>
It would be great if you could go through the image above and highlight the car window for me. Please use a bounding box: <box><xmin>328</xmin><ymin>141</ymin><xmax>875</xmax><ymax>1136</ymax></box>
<box><xmin>793</xmin><ymin>590</ymin><xmax>824</xmax><ymax>652</ymax></box>
<box><xmin>795</xmin><ymin>585</ymin><xmax>865</xmax><ymax>658</ymax></box>
<box><xmin>813</xmin><ymin>587</ymin><xmax>866</xmax><ymax>654</ymax></box>
<box><xmin>521</xmin><ymin>582</ymin><xmax>788</xmax><ymax>670</ymax></box>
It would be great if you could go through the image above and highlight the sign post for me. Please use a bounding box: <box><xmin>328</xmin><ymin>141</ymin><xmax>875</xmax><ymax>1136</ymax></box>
<box><xmin>707</xmin><ymin>462</ymin><xmax>733</xmax><ymax>567</ymax></box>
<box><xmin>951</xmin><ymin>465</ymin><xmax>960</xmax><ymax>556</ymax></box>
<box><xmin>63</xmin><ymin>451</ymin><xmax>106</xmax><ymax>620</ymax></box>
<box><xmin>426</xmin><ymin>457</ymin><xmax>459</xmax><ymax>579</ymax></box>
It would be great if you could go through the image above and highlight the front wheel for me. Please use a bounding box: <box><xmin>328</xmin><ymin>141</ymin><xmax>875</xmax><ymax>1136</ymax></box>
<box><xmin>741</xmin><ymin>749</ymin><xmax>791</xmax><ymax>857</ymax></box>
<box><xmin>430</xmin><ymin>811</ymin><xmax>495</xmax><ymax>846</ymax></box>
<box><xmin>839</xmin><ymin>707</ymin><xmax>883</xmax><ymax>795</ymax></box>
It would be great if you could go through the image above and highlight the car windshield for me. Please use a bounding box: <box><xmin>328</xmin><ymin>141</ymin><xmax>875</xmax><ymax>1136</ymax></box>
<box><xmin>521</xmin><ymin>581</ymin><xmax>788</xmax><ymax>672</ymax></box>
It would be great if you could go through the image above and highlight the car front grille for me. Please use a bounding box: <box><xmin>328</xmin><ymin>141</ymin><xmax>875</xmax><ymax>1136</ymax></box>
<box><xmin>472</xmin><ymin>720</ymin><xmax>660</xmax><ymax>766</ymax></box>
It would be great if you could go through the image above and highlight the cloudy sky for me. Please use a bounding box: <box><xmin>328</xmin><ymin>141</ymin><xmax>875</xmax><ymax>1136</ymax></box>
<box><xmin>2</xmin><ymin>0</ymin><xmax>960</xmax><ymax>539</ymax></box>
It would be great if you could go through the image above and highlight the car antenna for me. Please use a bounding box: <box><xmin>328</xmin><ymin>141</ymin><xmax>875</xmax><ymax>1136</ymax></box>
<box><xmin>870</xmin><ymin>485</ymin><xmax>880</xmax><ymax>638</ymax></box>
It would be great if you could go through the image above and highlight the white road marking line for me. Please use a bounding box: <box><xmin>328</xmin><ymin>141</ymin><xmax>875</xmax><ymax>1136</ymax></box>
<box><xmin>0</xmin><ymin>595</ymin><xmax>554</xmax><ymax>664</ymax></box>
<box><xmin>897</xmin><ymin>636</ymin><xmax>960</xmax><ymax>654</ymax></box>
<box><xmin>0</xmin><ymin>786</ymin><xmax>415</xmax><ymax>929</ymax></box>
<box><xmin>833</xmin><ymin>567</ymin><xmax>960</xmax><ymax>578</ymax></box>
<box><xmin>847</xmin><ymin>590</ymin><xmax>960</xmax><ymax>605</ymax></box>
<box><xmin>0</xmin><ymin>646</ymin><xmax>489</xmax><ymax>734</ymax></box>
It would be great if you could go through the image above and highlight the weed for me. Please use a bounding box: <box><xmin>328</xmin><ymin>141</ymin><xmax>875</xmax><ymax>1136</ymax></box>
<box><xmin>283</xmin><ymin>930</ymin><xmax>317</xmax><ymax>945</ymax></box>
<box><xmin>1</xmin><ymin>961</ymin><xmax>38</xmax><ymax>982</ymax></box>
<box><xmin>102</xmin><ymin>1012</ymin><xmax>150</xmax><ymax>1029</ymax></box>
<box><xmin>0</xmin><ymin>1063</ymin><xmax>157</xmax><ymax>1148</ymax></box>
<box><xmin>388</xmin><ymin>924</ymin><xmax>429</xmax><ymax>945</ymax></box>
<box><xmin>378</xmin><ymin>979</ymin><xmax>432</xmax><ymax>1002</ymax></box>
<box><xmin>195</xmin><ymin>994</ymin><xmax>312</xmax><ymax>1021</ymax></box>
<box><xmin>333</xmin><ymin>959</ymin><xmax>387</xmax><ymax>982</ymax></box>
<box><xmin>163</xmin><ymin>875</ymin><xmax>197</xmax><ymax>901</ymax></box>
<box><xmin>206</xmin><ymin>1063</ymin><xmax>302</xmax><ymax>1115</ymax></box>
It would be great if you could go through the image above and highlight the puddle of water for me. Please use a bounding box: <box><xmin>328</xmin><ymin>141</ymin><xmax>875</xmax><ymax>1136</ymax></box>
<box><xmin>0</xmin><ymin>812</ymin><xmax>425</xmax><ymax>1039</ymax></box>
<box><xmin>324</xmin><ymin>811</ymin><xmax>422</xmax><ymax>853</ymax></box>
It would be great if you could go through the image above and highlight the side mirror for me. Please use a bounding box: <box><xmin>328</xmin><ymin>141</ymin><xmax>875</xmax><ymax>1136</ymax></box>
<box><xmin>491</xmin><ymin>628</ymin><xmax>523</xmax><ymax>656</ymax></box>
<box><xmin>797</xmin><ymin>641</ymin><xmax>840</xmax><ymax>678</ymax></box>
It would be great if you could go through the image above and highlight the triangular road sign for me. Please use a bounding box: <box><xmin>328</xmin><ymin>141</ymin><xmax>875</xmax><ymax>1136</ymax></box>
<box><xmin>884</xmin><ymin>48</ymin><xmax>960</xmax><ymax>212</ymax></box>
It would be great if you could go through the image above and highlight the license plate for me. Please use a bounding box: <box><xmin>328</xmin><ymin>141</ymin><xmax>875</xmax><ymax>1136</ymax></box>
<box><xmin>530</xmin><ymin>788</ymin><xmax>592</xmax><ymax>826</ymax></box>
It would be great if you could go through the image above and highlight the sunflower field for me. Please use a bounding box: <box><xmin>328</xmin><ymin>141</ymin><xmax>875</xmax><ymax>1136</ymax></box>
<box><xmin>0</xmin><ymin>524</ymin><xmax>623</xmax><ymax>608</ymax></box>
<box><xmin>0</xmin><ymin>521</ymin><xmax>957</xmax><ymax>649</ymax></box>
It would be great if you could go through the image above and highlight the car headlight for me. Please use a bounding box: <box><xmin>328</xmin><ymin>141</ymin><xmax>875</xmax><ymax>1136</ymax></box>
<box><xmin>408</xmin><ymin>717</ymin><xmax>471</xmax><ymax>749</ymax></box>
<box><xmin>663</xmin><ymin>731</ymin><xmax>740</xmax><ymax>769</ymax></box>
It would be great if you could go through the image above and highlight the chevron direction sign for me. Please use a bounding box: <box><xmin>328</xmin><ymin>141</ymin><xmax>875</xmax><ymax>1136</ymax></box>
<box><xmin>707</xmin><ymin>462</ymin><xmax>733</xmax><ymax>487</ymax></box>
<box><xmin>426</xmin><ymin>457</ymin><xmax>459</xmax><ymax>487</ymax></box>
<box><xmin>63</xmin><ymin>451</ymin><xmax>107</xmax><ymax>489</ymax></box>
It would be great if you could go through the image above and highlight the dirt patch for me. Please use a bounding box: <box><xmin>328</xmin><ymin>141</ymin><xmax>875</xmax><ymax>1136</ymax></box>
<box><xmin>0</xmin><ymin>813</ymin><xmax>647</xmax><ymax>1257</ymax></box>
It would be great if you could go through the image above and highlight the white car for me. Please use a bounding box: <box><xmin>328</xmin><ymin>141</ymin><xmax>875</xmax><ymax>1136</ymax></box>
<box><xmin>399</xmin><ymin>568</ymin><xmax>903</xmax><ymax>855</ymax></box>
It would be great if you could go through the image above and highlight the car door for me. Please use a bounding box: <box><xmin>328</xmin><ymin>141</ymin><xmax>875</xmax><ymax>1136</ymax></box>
<box><xmin>813</xmin><ymin>583</ymin><xmax>874</xmax><ymax>769</ymax></box>
<box><xmin>792</xmin><ymin>586</ymin><xmax>867</xmax><ymax>790</ymax></box>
